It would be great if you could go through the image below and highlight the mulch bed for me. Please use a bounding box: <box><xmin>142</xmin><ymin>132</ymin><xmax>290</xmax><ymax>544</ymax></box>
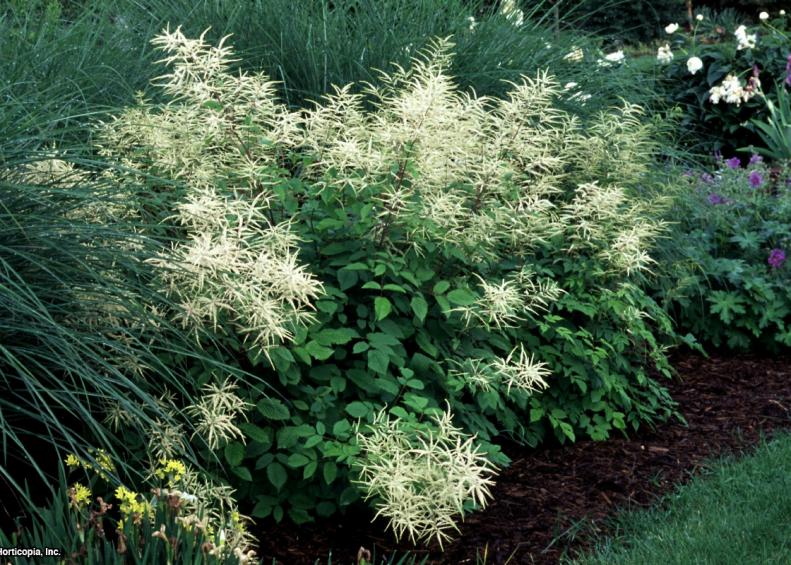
<box><xmin>258</xmin><ymin>353</ymin><xmax>791</xmax><ymax>564</ymax></box>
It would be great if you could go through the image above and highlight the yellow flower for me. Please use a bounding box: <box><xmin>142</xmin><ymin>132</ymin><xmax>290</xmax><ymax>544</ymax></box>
<box><xmin>70</xmin><ymin>483</ymin><xmax>91</xmax><ymax>508</ymax></box>
<box><xmin>155</xmin><ymin>459</ymin><xmax>186</xmax><ymax>485</ymax></box>
<box><xmin>93</xmin><ymin>449</ymin><xmax>115</xmax><ymax>474</ymax></box>
<box><xmin>65</xmin><ymin>453</ymin><xmax>82</xmax><ymax>469</ymax></box>
<box><xmin>115</xmin><ymin>486</ymin><xmax>150</xmax><ymax>519</ymax></box>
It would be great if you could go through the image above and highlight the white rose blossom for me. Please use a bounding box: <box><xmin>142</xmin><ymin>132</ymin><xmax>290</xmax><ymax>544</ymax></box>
<box><xmin>696</xmin><ymin>14</ymin><xmax>704</xmax><ymax>21</ymax></box>
<box><xmin>687</xmin><ymin>56</ymin><xmax>703</xmax><ymax>75</ymax></box>
<box><xmin>759</xmin><ymin>11</ymin><xmax>769</xmax><ymax>21</ymax></box>
<box><xmin>665</xmin><ymin>23</ymin><xmax>679</xmax><ymax>34</ymax></box>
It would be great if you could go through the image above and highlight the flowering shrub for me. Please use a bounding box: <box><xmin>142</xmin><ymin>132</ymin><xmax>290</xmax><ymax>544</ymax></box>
<box><xmin>655</xmin><ymin>10</ymin><xmax>791</xmax><ymax>153</ymax></box>
<box><xmin>658</xmin><ymin>156</ymin><xmax>791</xmax><ymax>349</ymax></box>
<box><xmin>96</xmin><ymin>29</ymin><xmax>681</xmax><ymax>542</ymax></box>
<box><xmin>2</xmin><ymin>454</ymin><xmax>256</xmax><ymax>564</ymax></box>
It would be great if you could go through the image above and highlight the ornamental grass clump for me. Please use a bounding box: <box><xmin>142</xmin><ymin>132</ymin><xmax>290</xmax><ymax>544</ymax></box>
<box><xmin>94</xmin><ymin>28</ymin><xmax>679</xmax><ymax>540</ymax></box>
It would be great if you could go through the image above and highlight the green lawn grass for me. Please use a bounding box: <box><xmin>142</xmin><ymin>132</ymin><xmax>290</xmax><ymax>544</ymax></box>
<box><xmin>571</xmin><ymin>433</ymin><xmax>791</xmax><ymax>565</ymax></box>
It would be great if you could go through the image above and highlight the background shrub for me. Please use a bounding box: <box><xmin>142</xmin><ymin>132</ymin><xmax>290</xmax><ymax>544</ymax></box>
<box><xmin>655</xmin><ymin>157</ymin><xmax>791</xmax><ymax>350</ymax></box>
<box><xmin>652</xmin><ymin>13</ymin><xmax>790</xmax><ymax>154</ymax></box>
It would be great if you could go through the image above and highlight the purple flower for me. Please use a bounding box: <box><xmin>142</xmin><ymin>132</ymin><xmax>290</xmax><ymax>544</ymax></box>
<box><xmin>726</xmin><ymin>156</ymin><xmax>741</xmax><ymax>169</ymax></box>
<box><xmin>749</xmin><ymin>153</ymin><xmax>763</xmax><ymax>165</ymax></box>
<box><xmin>786</xmin><ymin>54</ymin><xmax>791</xmax><ymax>87</ymax></box>
<box><xmin>701</xmin><ymin>172</ymin><xmax>715</xmax><ymax>184</ymax></box>
<box><xmin>708</xmin><ymin>192</ymin><xmax>727</xmax><ymax>205</ymax></box>
<box><xmin>714</xmin><ymin>150</ymin><xmax>723</xmax><ymax>162</ymax></box>
<box><xmin>768</xmin><ymin>248</ymin><xmax>787</xmax><ymax>269</ymax></box>
<box><xmin>749</xmin><ymin>170</ymin><xmax>764</xmax><ymax>188</ymax></box>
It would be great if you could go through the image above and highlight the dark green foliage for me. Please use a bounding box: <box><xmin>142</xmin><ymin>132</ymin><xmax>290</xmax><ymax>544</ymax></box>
<box><xmin>564</xmin><ymin>0</ymin><xmax>686</xmax><ymax>45</ymax></box>
<box><xmin>697</xmin><ymin>0</ymin><xmax>788</xmax><ymax>16</ymax></box>
<box><xmin>652</xmin><ymin>12</ymin><xmax>790</xmax><ymax>155</ymax></box>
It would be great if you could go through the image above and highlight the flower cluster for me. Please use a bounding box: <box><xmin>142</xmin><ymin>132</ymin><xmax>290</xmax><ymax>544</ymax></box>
<box><xmin>709</xmin><ymin>74</ymin><xmax>758</xmax><ymax>106</ymax></box>
<box><xmin>154</xmin><ymin>458</ymin><xmax>187</xmax><ymax>486</ymax></box>
<box><xmin>687</xmin><ymin>56</ymin><xmax>703</xmax><ymax>75</ymax></box>
<box><xmin>63</xmin><ymin>449</ymin><xmax>257</xmax><ymax>561</ymax></box>
<box><xmin>68</xmin><ymin>483</ymin><xmax>92</xmax><ymax>509</ymax></box>
<box><xmin>489</xmin><ymin>344</ymin><xmax>552</xmax><ymax>395</ymax></box>
<box><xmin>115</xmin><ymin>485</ymin><xmax>153</xmax><ymax>522</ymax></box>
<box><xmin>734</xmin><ymin>24</ymin><xmax>757</xmax><ymax>50</ymax></box>
<box><xmin>99</xmin><ymin>26</ymin><xmax>323</xmax><ymax>352</ymax></box>
<box><xmin>355</xmin><ymin>407</ymin><xmax>497</xmax><ymax>546</ymax></box>
<box><xmin>657</xmin><ymin>44</ymin><xmax>673</xmax><ymax>64</ymax></box>
<box><xmin>452</xmin><ymin>271</ymin><xmax>564</xmax><ymax>330</ymax></box>
<box><xmin>64</xmin><ymin>449</ymin><xmax>116</xmax><ymax>481</ymax></box>
<box><xmin>450</xmin><ymin>343</ymin><xmax>552</xmax><ymax>395</ymax></box>
<box><xmin>768</xmin><ymin>248</ymin><xmax>787</xmax><ymax>269</ymax></box>
<box><xmin>499</xmin><ymin>0</ymin><xmax>524</xmax><ymax>27</ymax></box>
<box><xmin>185</xmin><ymin>378</ymin><xmax>252</xmax><ymax>450</ymax></box>
<box><xmin>564</xmin><ymin>46</ymin><xmax>583</xmax><ymax>62</ymax></box>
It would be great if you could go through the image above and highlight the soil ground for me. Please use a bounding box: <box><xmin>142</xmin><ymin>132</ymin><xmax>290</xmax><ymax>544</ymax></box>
<box><xmin>258</xmin><ymin>353</ymin><xmax>791</xmax><ymax>564</ymax></box>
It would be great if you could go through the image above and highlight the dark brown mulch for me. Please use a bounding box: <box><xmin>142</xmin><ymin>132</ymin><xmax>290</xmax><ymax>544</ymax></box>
<box><xmin>257</xmin><ymin>353</ymin><xmax>791</xmax><ymax>564</ymax></box>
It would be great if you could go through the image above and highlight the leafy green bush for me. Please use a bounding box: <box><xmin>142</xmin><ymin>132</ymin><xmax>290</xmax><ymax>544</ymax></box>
<box><xmin>94</xmin><ymin>29</ymin><xmax>682</xmax><ymax>542</ymax></box>
<box><xmin>657</xmin><ymin>156</ymin><xmax>791</xmax><ymax>349</ymax></box>
<box><xmin>653</xmin><ymin>11</ymin><xmax>791</xmax><ymax>154</ymax></box>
